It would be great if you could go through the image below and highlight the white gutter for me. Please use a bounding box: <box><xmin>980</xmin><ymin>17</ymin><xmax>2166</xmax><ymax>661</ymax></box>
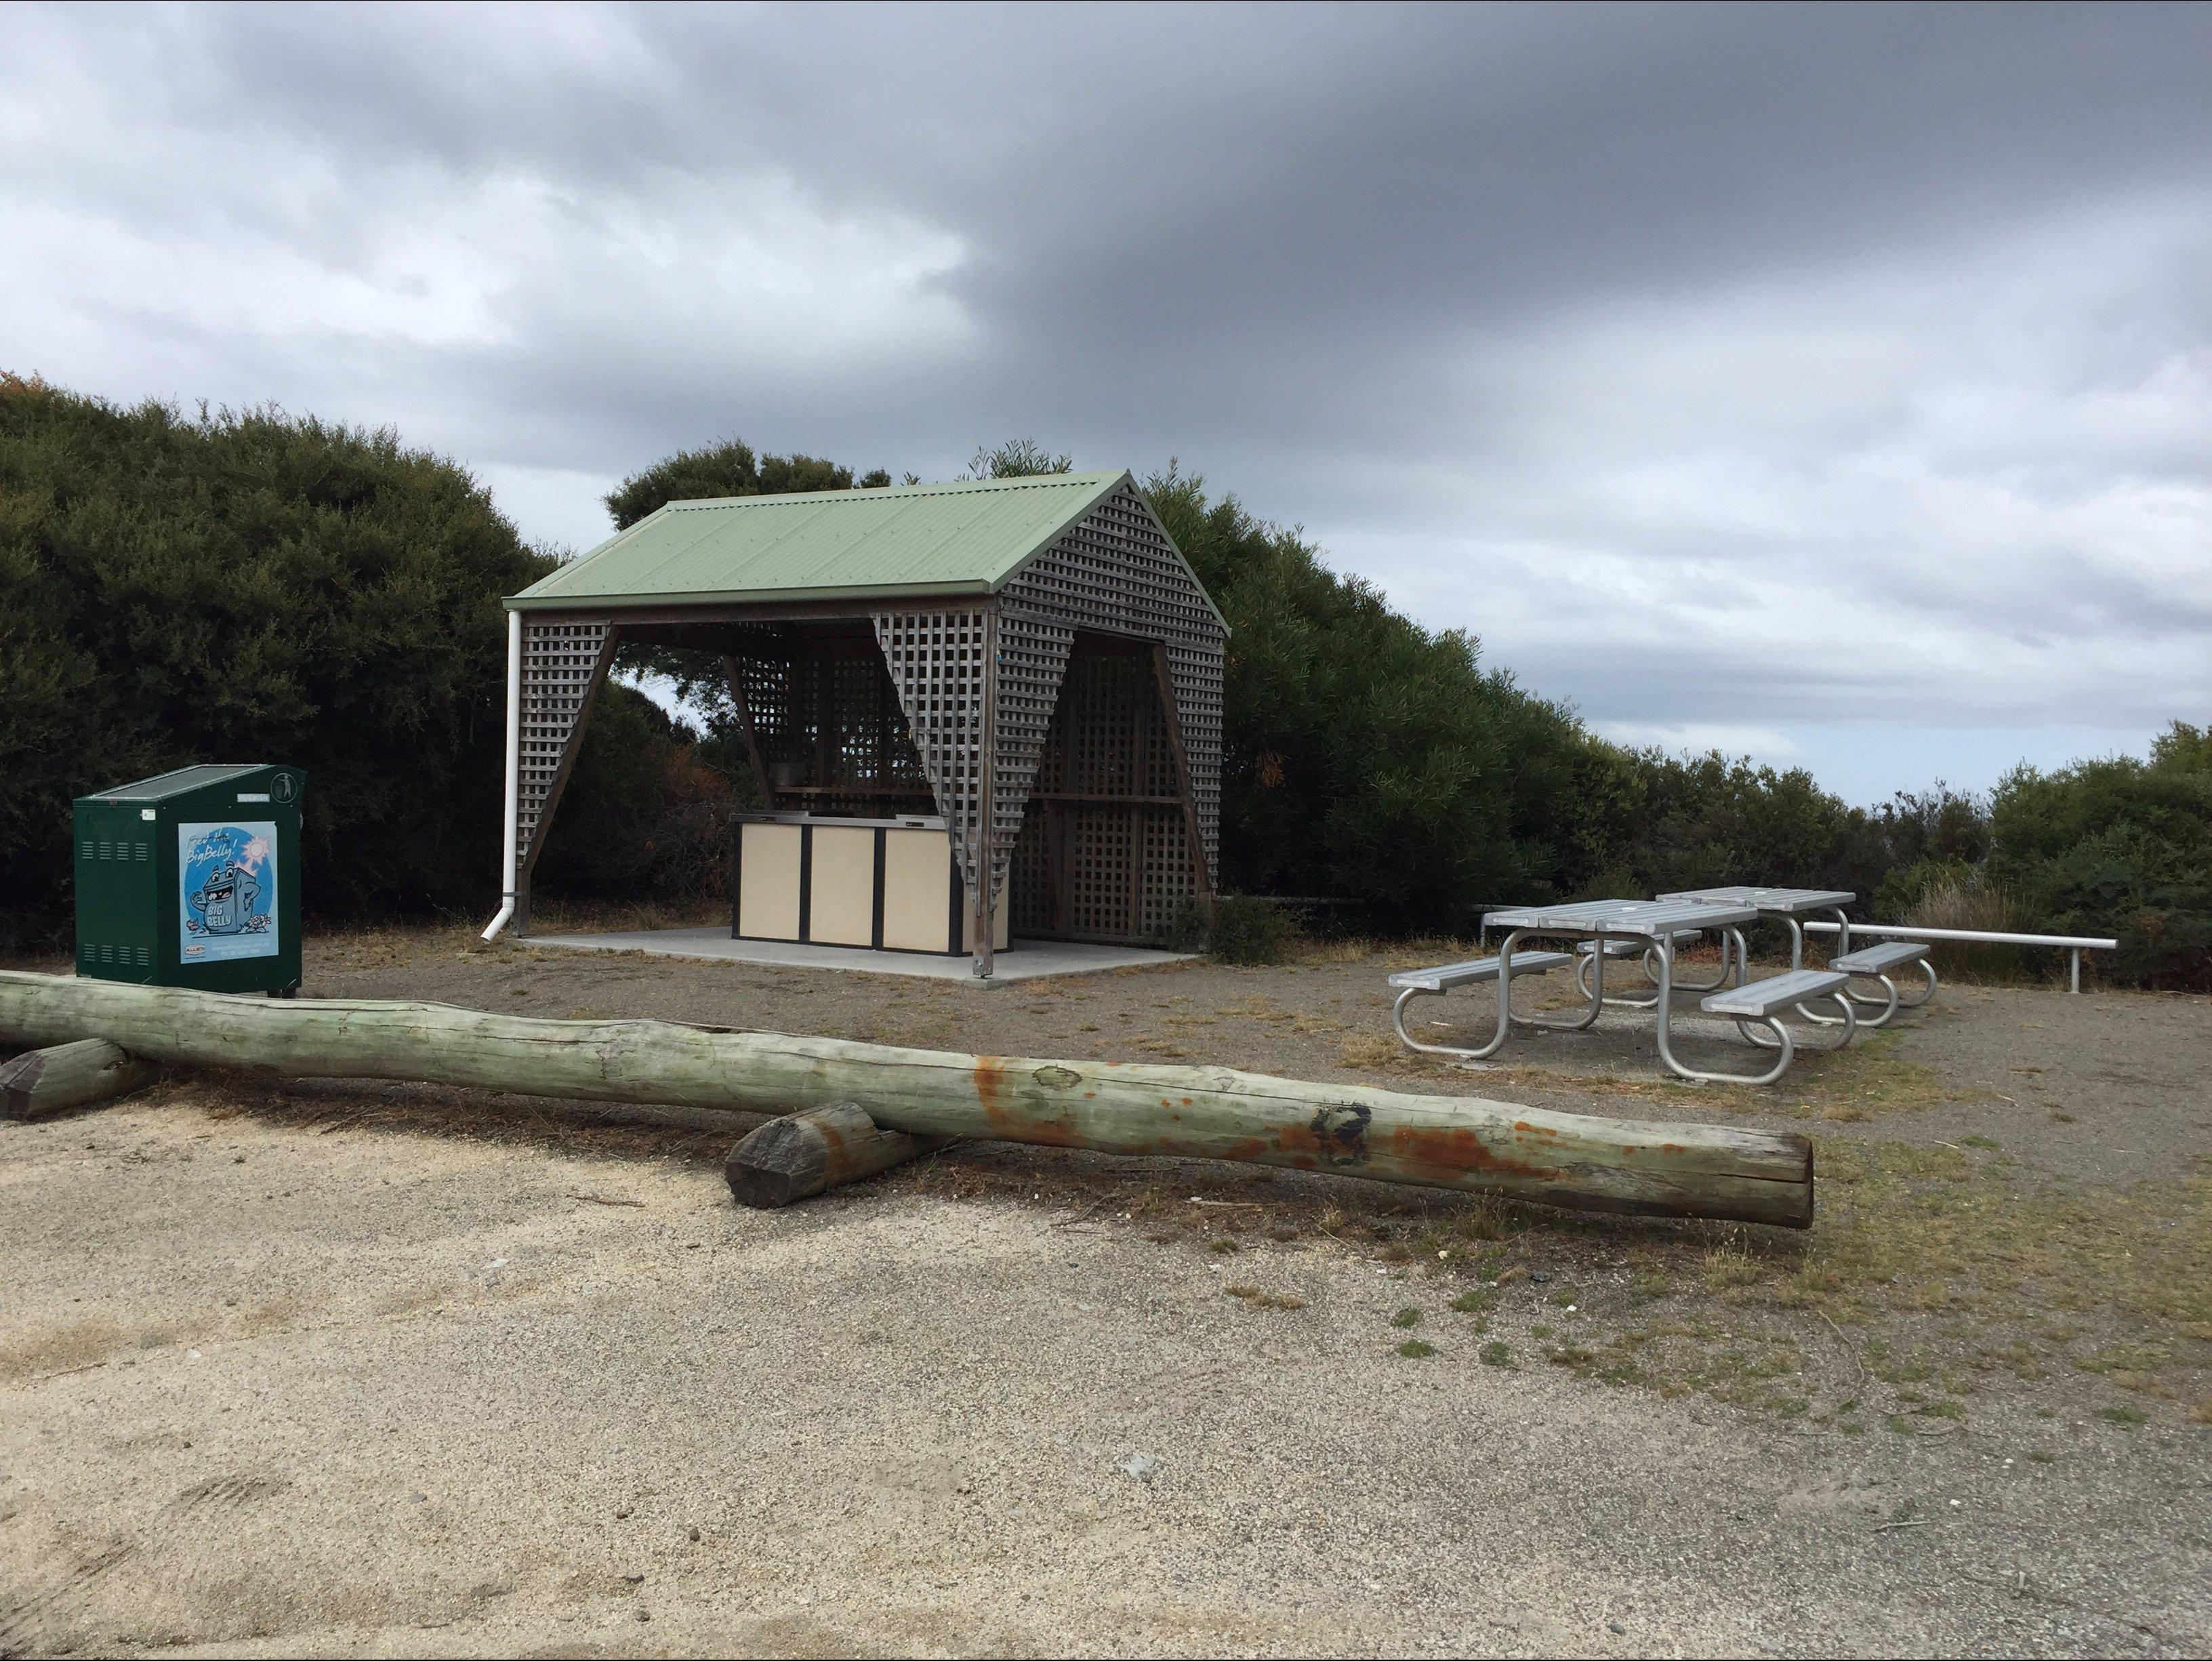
<box><xmin>481</xmin><ymin>609</ymin><xmax>523</xmax><ymax>942</ymax></box>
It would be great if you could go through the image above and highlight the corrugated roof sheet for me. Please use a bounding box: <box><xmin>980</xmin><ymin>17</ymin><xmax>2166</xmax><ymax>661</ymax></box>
<box><xmin>508</xmin><ymin>471</ymin><xmax>1135</xmax><ymax>610</ymax></box>
<box><xmin>81</xmin><ymin>764</ymin><xmax>268</xmax><ymax>802</ymax></box>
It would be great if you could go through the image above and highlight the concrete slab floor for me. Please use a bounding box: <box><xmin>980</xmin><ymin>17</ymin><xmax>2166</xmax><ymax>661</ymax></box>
<box><xmin>523</xmin><ymin>926</ymin><xmax>1195</xmax><ymax>984</ymax></box>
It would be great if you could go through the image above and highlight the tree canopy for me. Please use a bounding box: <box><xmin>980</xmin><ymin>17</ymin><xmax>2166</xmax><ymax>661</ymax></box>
<box><xmin>1</xmin><ymin>374</ymin><xmax>545</xmax><ymax>939</ymax></box>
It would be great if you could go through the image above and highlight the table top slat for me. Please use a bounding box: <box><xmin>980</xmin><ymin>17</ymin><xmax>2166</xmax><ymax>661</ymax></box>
<box><xmin>1486</xmin><ymin>898</ymin><xmax>1757</xmax><ymax>937</ymax></box>
<box><xmin>1657</xmin><ymin>886</ymin><xmax>1855</xmax><ymax>911</ymax></box>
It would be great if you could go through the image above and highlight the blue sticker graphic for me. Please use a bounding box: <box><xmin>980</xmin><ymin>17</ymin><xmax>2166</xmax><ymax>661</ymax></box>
<box><xmin>178</xmin><ymin>821</ymin><xmax>280</xmax><ymax>963</ymax></box>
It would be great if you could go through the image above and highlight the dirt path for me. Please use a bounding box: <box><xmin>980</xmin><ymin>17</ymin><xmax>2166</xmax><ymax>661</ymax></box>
<box><xmin>2</xmin><ymin>927</ymin><xmax>2207</xmax><ymax>1656</ymax></box>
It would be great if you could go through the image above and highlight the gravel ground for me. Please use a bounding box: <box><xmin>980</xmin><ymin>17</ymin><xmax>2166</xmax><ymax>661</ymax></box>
<box><xmin>1</xmin><ymin>926</ymin><xmax>2207</xmax><ymax>1657</ymax></box>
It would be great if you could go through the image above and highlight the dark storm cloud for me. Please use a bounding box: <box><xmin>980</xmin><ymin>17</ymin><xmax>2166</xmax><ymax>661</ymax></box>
<box><xmin>3</xmin><ymin>2</ymin><xmax>2208</xmax><ymax>789</ymax></box>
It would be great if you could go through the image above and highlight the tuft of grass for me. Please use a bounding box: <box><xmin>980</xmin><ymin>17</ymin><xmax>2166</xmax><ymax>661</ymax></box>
<box><xmin>1959</xmin><ymin>1134</ymin><xmax>2001</xmax><ymax>1151</ymax></box>
<box><xmin>1904</xmin><ymin>876</ymin><xmax>2033</xmax><ymax>982</ymax></box>
<box><xmin>1396</xmin><ymin>1338</ymin><xmax>1436</xmax><ymax>1359</ymax></box>
<box><xmin>1389</xmin><ymin>1305</ymin><xmax>1421</xmax><ymax>1330</ymax></box>
<box><xmin>1208</xmin><ymin>1237</ymin><xmax>1240</xmax><ymax>1255</ymax></box>
<box><xmin>1479</xmin><ymin>1340</ymin><xmax>1511</xmax><ymax>1368</ymax></box>
<box><xmin>2094</xmin><ymin>1405</ymin><xmax>2149</xmax><ymax>1427</ymax></box>
<box><xmin>1448</xmin><ymin>1288</ymin><xmax>1496</xmax><ymax>1316</ymax></box>
<box><xmin>1225</xmin><ymin>1284</ymin><xmax>1307</xmax><ymax>1312</ymax></box>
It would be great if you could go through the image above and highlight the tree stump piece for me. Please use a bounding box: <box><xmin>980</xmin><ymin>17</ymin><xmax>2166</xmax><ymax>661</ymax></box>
<box><xmin>1</xmin><ymin>1038</ymin><xmax>160</xmax><ymax>1122</ymax></box>
<box><xmin>725</xmin><ymin>1102</ymin><xmax>937</xmax><ymax>1208</ymax></box>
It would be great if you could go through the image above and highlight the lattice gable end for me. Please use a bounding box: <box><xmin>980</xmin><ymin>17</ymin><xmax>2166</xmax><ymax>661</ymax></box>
<box><xmin>996</xmin><ymin>485</ymin><xmax>1226</xmax><ymax>890</ymax></box>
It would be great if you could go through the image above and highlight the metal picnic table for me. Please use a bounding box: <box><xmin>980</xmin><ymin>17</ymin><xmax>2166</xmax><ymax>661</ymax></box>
<box><xmin>1483</xmin><ymin>897</ymin><xmax>1759</xmax><ymax>1082</ymax></box>
<box><xmin>1656</xmin><ymin>886</ymin><xmax>1855</xmax><ymax>971</ymax></box>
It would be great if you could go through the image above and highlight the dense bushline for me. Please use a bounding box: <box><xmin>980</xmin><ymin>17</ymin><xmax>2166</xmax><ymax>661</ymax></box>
<box><xmin>1</xmin><ymin>376</ymin><xmax>544</xmax><ymax>944</ymax></box>
<box><xmin>6</xmin><ymin>392</ymin><xmax>2202</xmax><ymax>989</ymax></box>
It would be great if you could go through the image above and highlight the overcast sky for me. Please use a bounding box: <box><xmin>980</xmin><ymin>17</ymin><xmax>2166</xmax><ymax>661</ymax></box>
<box><xmin>5</xmin><ymin>2</ymin><xmax>2208</xmax><ymax>803</ymax></box>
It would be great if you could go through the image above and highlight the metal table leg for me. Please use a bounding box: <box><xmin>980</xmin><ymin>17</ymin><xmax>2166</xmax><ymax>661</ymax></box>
<box><xmin>1517</xmin><ymin>928</ymin><xmax>1607</xmax><ymax>1033</ymax></box>
<box><xmin>1652</xmin><ymin>934</ymin><xmax>1807</xmax><ymax>1087</ymax></box>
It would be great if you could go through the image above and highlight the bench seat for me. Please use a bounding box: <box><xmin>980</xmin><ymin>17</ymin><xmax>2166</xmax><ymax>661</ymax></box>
<box><xmin>1388</xmin><ymin>951</ymin><xmax>1574</xmax><ymax>994</ymax></box>
<box><xmin>1700</xmin><ymin>968</ymin><xmax>1849</xmax><ymax>1019</ymax></box>
<box><xmin>1830</xmin><ymin>941</ymin><xmax>1930</xmax><ymax>975</ymax></box>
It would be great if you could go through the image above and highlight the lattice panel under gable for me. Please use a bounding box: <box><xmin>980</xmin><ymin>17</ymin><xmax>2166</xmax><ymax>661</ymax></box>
<box><xmin>516</xmin><ymin>617</ymin><xmax>613</xmax><ymax>869</ymax></box>
<box><xmin>873</xmin><ymin>611</ymin><xmax>991</xmax><ymax>891</ymax></box>
<box><xmin>987</xmin><ymin>613</ymin><xmax>1075</xmax><ymax>902</ymax></box>
<box><xmin>726</xmin><ymin>624</ymin><xmax>934</xmax><ymax>815</ymax></box>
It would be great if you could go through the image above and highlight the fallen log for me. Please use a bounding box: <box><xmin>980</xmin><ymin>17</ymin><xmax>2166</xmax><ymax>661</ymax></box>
<box><xmin>0</xmin><ymin>971</ymin><xmax>1812</xmax><ymax>1227</ymax></box>
<box><xmin>725</xmin><ymin>1102</ymin><xmax>940</xmax><ymax>1208</ymax></box>
<box><xmin>1</xmin><ymin>1038</ymin><xmax>160</xmax><ymax>1122</ymax></box>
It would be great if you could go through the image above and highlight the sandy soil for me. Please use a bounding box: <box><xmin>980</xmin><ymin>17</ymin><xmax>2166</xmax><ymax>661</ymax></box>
<box><xmin>2</xmin><ymin>926</ymin><xmax>2207</xmax><ymax>1657</ymax></box>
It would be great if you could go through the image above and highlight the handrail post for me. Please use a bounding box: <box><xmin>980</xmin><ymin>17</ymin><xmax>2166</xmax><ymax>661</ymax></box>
<box><xmin>2070</xmin><ymin>948</ymin><xmax>2081</xmax><ymax>994</ymax></box>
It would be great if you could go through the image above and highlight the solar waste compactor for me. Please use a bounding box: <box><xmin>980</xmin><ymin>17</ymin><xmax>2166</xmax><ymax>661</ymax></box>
<box><xmin>73</xmin><ymin>764</ymin><xmax>304</xmax><ymax>996</ymax></box>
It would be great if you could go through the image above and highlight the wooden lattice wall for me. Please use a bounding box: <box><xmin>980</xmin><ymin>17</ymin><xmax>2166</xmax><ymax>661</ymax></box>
<box><xmin>999</xmin><ymin>483</ymin><xmax>1225</xmax><ymax>888</ymax></box>
<box><xmin>726</xmin><ymin>623</ymin><xmax>933</xmax><ymax>816</ymax></box>
<box><xmin>515</xmin><ymin>618</ymin><xmax>615</xmax><ymax>877</ymax></box>
<box><xmin>1008</xmin><ymin>636</ymin><xmax>1197</xmax><ymax>943</ymax></box>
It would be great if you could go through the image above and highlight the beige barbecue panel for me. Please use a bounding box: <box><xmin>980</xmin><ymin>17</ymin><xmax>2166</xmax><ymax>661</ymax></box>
<box><xmin>881</xmin><ymin>828</ymin><xmax>956</xmax><ymax>953</ymax></box>
<box><xmin>807</xmin><ymin>825</ymin><xmax>876</xmax><ymax>947</ymax></box>
<box><xmin>737</xmin><ymin>821</ymin><xmax>803</xmax><ymax>941</ymax></box>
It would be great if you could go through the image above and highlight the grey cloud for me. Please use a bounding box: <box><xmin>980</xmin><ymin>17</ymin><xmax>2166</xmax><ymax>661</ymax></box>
<box><xmin>3</xmin><ymin>1</ymin><xmax>2207</xmax><ymax>783</ymax></box>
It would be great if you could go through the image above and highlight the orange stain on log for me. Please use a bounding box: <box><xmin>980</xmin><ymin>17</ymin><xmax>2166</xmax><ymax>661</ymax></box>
<box><xmin>972</xmin><ymin>1056</ymin><xmax>1004</xmax><ymax>1118</ymax></box>
<box><xmin>972</xmin><ymin>1054</ymin><xmax>1082</xmax><ymax>1146</ymax></box>
<box><xmin>1387</xmin><ymin>1124</ymin><xmax>1550</xmax><ymax>1181</ymax></box>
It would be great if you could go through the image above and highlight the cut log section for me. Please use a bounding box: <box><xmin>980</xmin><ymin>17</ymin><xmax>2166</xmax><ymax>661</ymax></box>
<box><xmin>1</xmin><ymin>1038</ymin><xmax>160</xmax><ymax>1122</ymax></box>
<box><xmin>0</xmin><ymin>972</ymin><xmax>1813</xmax><ymax>1227</ymax></box>
<box><xmin>725</xmin><ymin>1102</ymin><xmax>941</xmax><ymax>1208</ymax></box>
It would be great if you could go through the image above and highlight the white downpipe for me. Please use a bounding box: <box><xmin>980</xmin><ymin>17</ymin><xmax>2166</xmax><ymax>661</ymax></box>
<box><xmin>480</xmin><ymin>609</ymin><xmax>523</xmax><ymax>942</ymax></box>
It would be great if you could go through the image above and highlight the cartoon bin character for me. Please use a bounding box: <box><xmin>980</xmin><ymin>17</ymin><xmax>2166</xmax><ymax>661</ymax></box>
<box><xmin>188</xmin><ymin>861</ymin><xmax>262</xmax><ymax>935</ymax></box>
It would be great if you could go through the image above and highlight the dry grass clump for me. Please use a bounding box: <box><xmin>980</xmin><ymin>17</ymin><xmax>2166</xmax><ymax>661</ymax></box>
<box><xmin>1224</xmin><ymin>1284</ymin><xmax>1307</xmax><ymax>1311</ymax></box>
<box><xmin>1904</xmin><ymin>876</ymin><xmax>2032</xmax><ymax>983</ymax></box>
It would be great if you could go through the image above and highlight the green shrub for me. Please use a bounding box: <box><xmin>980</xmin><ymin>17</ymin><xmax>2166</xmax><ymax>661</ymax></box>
<box><xmin>0</xmin><ymin>375</ymin><xmax>547</xmax><ymax>943</ymax></box>
<box><xmin>1147</xmin><ymin>466</ymin><xmax>1628</xmax><ymax>928</ymax></box>
<box><xmin>1202</xmin><ymin>896</ymin><xmax>1298</xmax><ymax>965</ymax></box>
<box><xmin>1986</xmin><ymin>728</ymin><xmax>2212</xmax><ymax>991</ymax></box>
<box><xmin>529</xmin><ymin>685</ymin><xmax>734</xmax><ymax>909</ymax></box>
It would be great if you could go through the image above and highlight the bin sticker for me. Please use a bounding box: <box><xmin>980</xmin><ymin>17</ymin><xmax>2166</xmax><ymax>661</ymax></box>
<box><xmin>178</xmin><ymin>821</ymin><xmax>279</xmax><ymax>963</ymax></box>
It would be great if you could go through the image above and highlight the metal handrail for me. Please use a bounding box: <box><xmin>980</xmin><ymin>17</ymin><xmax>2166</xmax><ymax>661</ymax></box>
<box><xmin>1801</xmin><ymin>920</ymin><xmax>2115</xmax><ymax>993</ymax></box>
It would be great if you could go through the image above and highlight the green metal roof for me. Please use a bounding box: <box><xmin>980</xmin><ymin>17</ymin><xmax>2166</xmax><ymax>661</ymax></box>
<box><xmin>510</xmin><ymin>471</ymin><xmax>1147</xmax><ymax>611</ymax></box>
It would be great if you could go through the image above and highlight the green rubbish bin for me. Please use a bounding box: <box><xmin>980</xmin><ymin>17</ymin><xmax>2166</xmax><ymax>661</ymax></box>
<box><xmin>73</xmin><ymin>764</ymin><xmax>306</xmax><ymax>996</ymax></box>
